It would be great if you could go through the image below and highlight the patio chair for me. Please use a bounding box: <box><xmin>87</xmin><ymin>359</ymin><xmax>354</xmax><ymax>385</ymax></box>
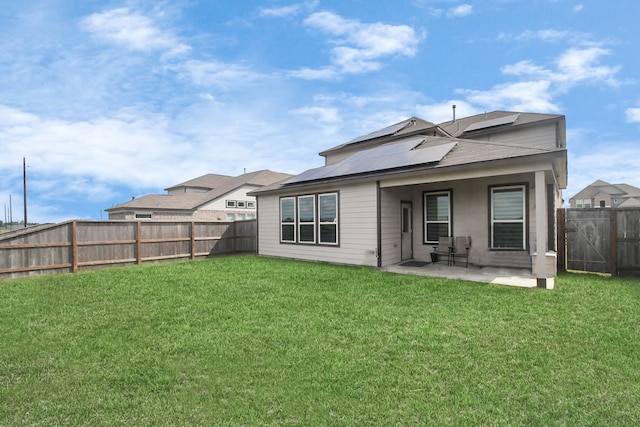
<box><xmin>452</xmin><ymin>236</ymin><xmax>471</xmax><ymax>267</ymax></box>
<box><xmin>431</xmin><ymin>236</ymin><xmax>453</xmax><ymax>265</ymax></box>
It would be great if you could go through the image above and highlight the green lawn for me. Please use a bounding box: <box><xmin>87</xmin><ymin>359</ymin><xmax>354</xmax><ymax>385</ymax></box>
<box><xmin>1</xmin><ymin>255</ymin><xmax>639</xmax><ymax>426</ymax></box>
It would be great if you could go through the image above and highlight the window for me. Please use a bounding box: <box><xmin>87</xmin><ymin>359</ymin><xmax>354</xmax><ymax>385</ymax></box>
<box><xmin>298</xmin><ymin>195</ymin><xmax>316</xmax><ymax>243</ymax></box>
<box><xmin>135</xmin><ymin>213</ymin><xmax>152</xmax><ymax>219</ymax></box>
<box><xmin>576</xmin><ymin>198</ymin><xmax>591</xmax><ymax>208</ymax></box>
<box><xmin>424</xmin><ymin>191</ymin><xmax>451</xmax><ymax>243</ymax></box>
<box><xmin>280</xmin><ymin>197</ymin><xmax>296</xmax><ymax>242</ymax></box>
<box><xmin>226</xmin><ymin>213</ymin><xmax>235</xmax><ymax>221</ymax></box>
<box><xmin>319</xmin><ymin>193</ymin><xmax>338</xmax><ymax>244</ymax></box>
<box><xmin>280</xmin><ymin>193</ymin><xmax>339</xmax><ymax>245</ymax></box>
<box><xmin>227</xmin><ymin>200</ymin><xmax>256</xmax><ymax>209</ymax></box>
<box><xmin>491</xmin><ymin>185</ymin><xmax>526</xmax><ymax>249</ymax></box>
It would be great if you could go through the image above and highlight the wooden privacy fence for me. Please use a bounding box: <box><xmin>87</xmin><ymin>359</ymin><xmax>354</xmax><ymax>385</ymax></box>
<box><xmin>0</xmin><ymin>220</ymin><xmax>257</xmax><ymax>280</ymax></box>
<box><xmin>558</xmin><ymin>208</ymin><xmax>640</xmax><ymax>277</ymax></box>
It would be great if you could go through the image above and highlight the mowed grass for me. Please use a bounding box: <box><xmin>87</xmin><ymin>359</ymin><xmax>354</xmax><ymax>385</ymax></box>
<box><xmin>1</xmin><ymin>256</ymin><xmax>639</xmax><ymax>426</ymax></box>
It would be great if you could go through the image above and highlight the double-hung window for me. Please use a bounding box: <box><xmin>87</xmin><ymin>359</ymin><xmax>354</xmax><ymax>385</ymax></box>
<box><xmin>280</xmin><ymin>193</ymin><xmax>339</xmax><ymax>245</ymax></box>
<box><xmin>298</xmin><ymin>195</ymin><xmax>316</xmax><ymax>243</ymax></box>
<box><xmin>318</xmin><ymin>193</ymin><xmax>338</xmax><ymax>245</ymax></box>
<box><xmin>280</xmin><ymin>197</ymin><xmax>296</xmax><ymax>243</ymax></box>
<box><xmin>491</xmin><ymin>185</ymin><xmax>526</xmax><ymax>249</ymax></box>
<box><xmin>424</xmin><ymin>191</ymin><xmax>451</xmax><ymax>243</ymax></box>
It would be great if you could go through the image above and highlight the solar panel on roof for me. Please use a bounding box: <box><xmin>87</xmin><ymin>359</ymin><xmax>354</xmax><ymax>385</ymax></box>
<box><xmin>463</xmin><ymin>113</ymin><xmax>520</xmax><ymax>133</ymax></box>
<box><xmin>346</xmin><ymin>121</ymin><xmax>409</xmax><ymax>144</ymax></box>
<box><xmin>286</xmin><ymin>138</ymin><xmax>457</xmax><ymax>185</ymax></box>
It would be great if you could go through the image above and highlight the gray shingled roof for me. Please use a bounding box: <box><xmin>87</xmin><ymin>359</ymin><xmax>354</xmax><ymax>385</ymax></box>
<box><xmin>439</xmin><ymin>110</ymin><xmax>562</xmax><ymax>138</ymax></box>
<box><xmin>319</xmin><ymin>117</ymin><xmax>438</xmax><ymax>155</ymax></box>
<box><xmin>571</xmin><ymin>180</ymin><xmax>640</xmax><ymax>200</ymax></box>
<box><xmin>107</xmin><ymin>170</ymin><xmax>293</xmax><ymax>212</ymax></box>
<box><xmin>165</xmin><ymin>173</ymin><xmax>232</xmax><ymax>191</ymax></box>
<box><xmin>251</xmin><ymin>134</ymin><xmax>565</xmax><ymax>194</ymax></box>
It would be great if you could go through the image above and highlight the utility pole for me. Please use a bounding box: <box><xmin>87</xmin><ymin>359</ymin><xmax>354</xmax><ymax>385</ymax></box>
<box><xmin>23</xmin><ymin>157</ymin><xmax>27</xmax><ymax>227</ymax></box>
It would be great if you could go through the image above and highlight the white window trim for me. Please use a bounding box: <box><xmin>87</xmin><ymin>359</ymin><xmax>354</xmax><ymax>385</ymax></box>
<box><xmin>424</xmin><ymin>191</ymin><xmax>451</xmax><ymax>244</ymax></box>
<box><xmin>318</xmin><ymin>192</ymin><xmax>339</xmax><ymax>245</ymax></box>
<box><xmin>491</xmin><ymin>185</ymin><xmax>526</xmax><ymax>249</ymax></box>
<box><xmin>280</xmin><ymin>197</ymin><xmax>296</xmax><ymax>243</ymax></box>
<box><xmin>226</xmin><ymin>200</ymin><xmax>236</xmax><ymax>208</ymax></box>
<box><xmin>297</xmin><ymin>195</ymin><xmax>316</xmax><ymax>244</ymax></box>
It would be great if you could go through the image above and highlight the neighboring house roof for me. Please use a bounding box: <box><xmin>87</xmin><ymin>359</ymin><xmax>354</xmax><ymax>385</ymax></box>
<box><xmin>106</xmin><ymin>170</ymin><xmax>293</xmax><ymax>213</ymax></box>
<box><xmin>570</xmin><ymin>180</ymin><xmax>640</xmax><ymax>205</ymax></box>
<box><xmin>618</xmin><ymin>198</ymin><xmax>640</xmax><ymax>208</ymax></box>
<box><xmin>165</xmin><ymin>173</ymin><xmax>232</xmax><ymax>192</ymax></box>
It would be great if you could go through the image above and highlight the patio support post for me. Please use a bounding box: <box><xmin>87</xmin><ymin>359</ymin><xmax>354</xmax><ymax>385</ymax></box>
<box><xmin>534</xmin><ymin>171</ymin><xmax>550</xmax><ymax>289</ymax></box>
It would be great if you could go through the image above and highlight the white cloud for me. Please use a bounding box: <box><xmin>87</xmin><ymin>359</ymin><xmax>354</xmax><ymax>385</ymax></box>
<box><xmin>170</xmin><ymin>59</ymin><xmax>266</xmax><ymax>89</ymax></box>
<box><xmin>296</xmin><ymin>11</ymin><xmax>422</xmax><ymax>78</ymax></box>
<box><xmin>554</xmin><ymin>47</ymin><xmax>620</xmax><ymax>86</ymax></box>
<box><xmin>291</xmin><ymin>106</ymin><xmax>341</xmax><ymax>125</ymax></box>
<box><xmin>502</xmin><ymin>60</ymin><xmax>555</xmax><ymax>79</ymax></box>
<box><xmin>573</xmin><ymin>4</ymin><xmax>584</xmax><ymax>12</ymax></box>
<box><xmin>498</xmin><ymin>29</ymin><xmax>589</xmax><ymax>44</ymax></box>
<box><xmin>289</xmin><ymin>66</ymin><xmax>339</xmax><ymax>80</ymax></box>
<box><xmin>503</xmin><ymin>46</ymin><xmax>621</xmax><ymax>87</ymax></box>
<box><xmin>259</xmin><ymin>1</ymin><xmax>318</xmax><ymax>17</ymax></box>
<box><xmin>474</xmin><ymin>45</ymin><xmax>622</xmax><ymax>113</ymax></box>
<box><xmin>626</xmin><ymin>107</ymin><xmax>640</xmax><ymax>123</ymax></box>
<box><xmin>80</xmin><ymin>7</ymin><xmax>190</xmax><ymax>57</ymax></box>
<box><xmin>458</xmin><ymin>80</ymin><xmax>558</xmax><ymax>113</ymax></box>
<box><xmin>447</xmin><ymin>4</ymin><xmax>472</xmax><ymax>17</ymax></box>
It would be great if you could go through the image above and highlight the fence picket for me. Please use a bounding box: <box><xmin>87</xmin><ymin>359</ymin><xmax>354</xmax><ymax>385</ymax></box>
<box><xmin>0</xmin><ymin>220</ymin><xmax>256</xmax><ymax>280</ymax></box>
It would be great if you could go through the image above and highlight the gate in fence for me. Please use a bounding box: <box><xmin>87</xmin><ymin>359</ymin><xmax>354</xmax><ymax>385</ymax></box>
<box><xmin>558</xmin><ymin>208</ymin><xmax>640</xmax><ymax>277</ymax></box>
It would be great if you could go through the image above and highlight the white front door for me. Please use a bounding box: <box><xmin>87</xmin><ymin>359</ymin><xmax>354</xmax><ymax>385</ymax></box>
<box><xmin>401</xmin><ymin>202</ymin><xmax>413</xmax><ymax>261</ymax></box>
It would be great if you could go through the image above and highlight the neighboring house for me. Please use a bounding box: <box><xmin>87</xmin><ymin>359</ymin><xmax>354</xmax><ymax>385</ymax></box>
<box><xmin>569</xmin><ymin>180</ymin><xmax>640</xmax><ymax>208</ymax></box>
<box><xmin>250</xmin><ymin>111</ymin><xmax>568</xmax><ymax>287</ymax></box>
<box><xmin>106</xmin><ymin>170</ymin><xmax>293</xmax><ymax>221</ymax></box>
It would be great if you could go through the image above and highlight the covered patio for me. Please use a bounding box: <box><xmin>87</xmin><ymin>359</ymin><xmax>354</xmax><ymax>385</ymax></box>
<box><xmin>382</xmin><ymin>261</ymin><xmax>544</xmax><ymax>288</ymax></box>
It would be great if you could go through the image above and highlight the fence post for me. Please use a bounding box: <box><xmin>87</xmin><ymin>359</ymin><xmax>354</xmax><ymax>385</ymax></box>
<box><xmin>611</xmin><ymin>209</ymin><xmax>617</xmax><ymax>276</ymax></box>
<box><xmin>556</xmin><ymin>208</ymin><xmax>566</xmax><ymax>272</ymax></box>
<box><xmin>232</xmin><ymin>221</ymin><xmax>237</xmax><ymax>253</ymax></box>
<box><xmin>136</xmin><ymin>221</ymin><xmax>142</xmax><ymax>265</ymax></box>
<box><xmin>72</xmin><ymin>220</ymin><xmax>78</xmax><ymax>273</ymax></box>
<box><xmin>191</xmin><ymin>221</ymin><xmax>196</xmax><ymax>259</ymax></box>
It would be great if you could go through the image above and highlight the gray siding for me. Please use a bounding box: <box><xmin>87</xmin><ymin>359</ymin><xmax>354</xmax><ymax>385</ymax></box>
<box><xmin>479</xmin><ymin>123</ymin><xmax>559</xmax><ymax>150</ymax></box>
<box><xmin>257</xmin><ymin>181</ymin><xmax>379</xmax><ymax>266</ymax></box>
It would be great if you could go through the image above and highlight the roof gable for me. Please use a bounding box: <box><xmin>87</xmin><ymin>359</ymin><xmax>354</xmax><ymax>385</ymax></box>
<box><xmin>319</xmin><ymin>117</ymin><xmax>439</xmax><ymax>156</ymax></box>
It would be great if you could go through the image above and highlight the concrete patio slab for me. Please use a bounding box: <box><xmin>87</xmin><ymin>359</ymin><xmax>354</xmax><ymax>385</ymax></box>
<box><xmin>383</xmin><ymin>262</ymin><xmax>542</xmax><ymax>288</ymax></box>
